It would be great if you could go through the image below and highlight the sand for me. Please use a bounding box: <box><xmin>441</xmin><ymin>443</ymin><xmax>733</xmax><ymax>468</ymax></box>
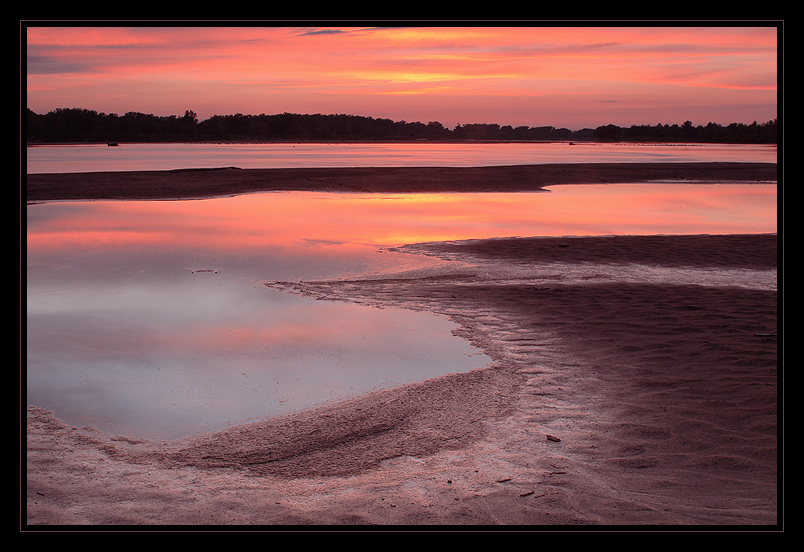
<box><xmin>24</xmin><ymin>164</ymin><xmax>780</xmax><ymax>528</ymax></box>
<box><xmin>26</xmin><ymin>162</ymin><xmax>777</xmax><ymax>201</ymax></box>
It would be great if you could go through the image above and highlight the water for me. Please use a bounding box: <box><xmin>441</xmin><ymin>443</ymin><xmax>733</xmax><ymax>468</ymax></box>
<box><xmin>27</xmin><ymin>281</ymin><xmax>483</xmax><ymax>440</ymax></box>
<box><xmin>26</xmin><ymin>141</ymin><xmax>777</xmax><ymax>174</ymax></box>
<box><xmin>25</xmin><ymin>143</ymin><xmax>778</xmax><ymax>440</ymax></box>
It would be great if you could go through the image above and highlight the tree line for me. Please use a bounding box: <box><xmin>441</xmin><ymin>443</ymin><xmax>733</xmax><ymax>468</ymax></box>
<box><xmin>25</xmin><ymin>108</ymin><xmax>778</xmax><ymax>144</ymax></box>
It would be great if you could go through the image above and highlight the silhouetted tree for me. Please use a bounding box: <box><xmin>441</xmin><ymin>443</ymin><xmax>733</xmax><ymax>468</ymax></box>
<box><xmin>594</xmin><ymin>124</ymin><xmax>622</xmax><ymax>141</ymax></box>
<box><xmin>25</xmin><ymin>108</ymin><xmax>778</xmax><ymax>145</ymax></box>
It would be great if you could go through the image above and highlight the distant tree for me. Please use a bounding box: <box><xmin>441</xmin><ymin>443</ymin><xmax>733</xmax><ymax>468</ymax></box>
<box><xmin>594</xmin><ymin>124</ymin><xmax>622</xmax><ymax>141</ymax></box>
<box><xmin>24</xmin><ymin>108</ymin><xmax>778</xmax><ymax>145</ymax></box>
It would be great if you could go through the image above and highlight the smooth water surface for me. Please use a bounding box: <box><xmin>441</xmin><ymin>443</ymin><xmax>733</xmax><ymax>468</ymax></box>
<box><xmin>26</xmin><ymin>185</ymin><xmax>776</xmax><ymax>440</ymax></box>
<box><xmin>26</xmin><ymin>197</ymin><xmax>476</xmax><ymax>440</ymax></box>
<box><xmin>26</xmin><ymin>141</ymin><xmax>777</xmax><ymax>174</ymax></box>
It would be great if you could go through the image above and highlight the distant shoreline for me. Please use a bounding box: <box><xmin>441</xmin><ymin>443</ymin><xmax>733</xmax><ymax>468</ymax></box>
<box><xmin>26</xmin><ymin>108</ymin><xmax>778</xmax><ymax>144</ymax></box>
<box><xmin>26</xmin><ymin>162</ymin><xmax>778</xmax><ymax>202</ymax></box>
<box><xmin>27</xmin><ymin>139</ymin><xmax>583</xmax><ymax>146</ymax></box>
<box><xmin>25</xmin><ymin>139</ymin><xmax>779</xmax><ymax>145</ymax></box>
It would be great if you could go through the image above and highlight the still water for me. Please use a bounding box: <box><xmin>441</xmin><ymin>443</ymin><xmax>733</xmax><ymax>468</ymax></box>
<box><xmin>25</xmin><ymin>143</ymin><xmax>778</xmax><ymax>441</ymax></box>
<box><xmin>26</xmin><ymin>141</ymin><xmax>777</xmax><ymax>173</ymax></box>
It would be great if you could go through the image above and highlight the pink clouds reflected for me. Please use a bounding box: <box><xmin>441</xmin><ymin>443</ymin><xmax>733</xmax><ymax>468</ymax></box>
<box><xmin>27</xmin><ymin>185</ymin><xmax>778</xmax><ymax>258</ymax></box>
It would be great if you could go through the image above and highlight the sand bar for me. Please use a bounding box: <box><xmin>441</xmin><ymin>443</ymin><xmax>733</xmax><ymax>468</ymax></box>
<box><xmin>25</xmin><ymin>164</ymin><xmax>779</xmax><ymax>527</ymax></box>
<box><xmin>26</xmin><ymin>162</ymin><xmax>776</xmax><ymax>201</ymax></box>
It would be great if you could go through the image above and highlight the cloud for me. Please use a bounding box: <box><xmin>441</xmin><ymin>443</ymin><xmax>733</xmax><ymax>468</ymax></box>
<box><xmin>25</xmin><ymin>25</ymin><xmax>778</xmax><ymax>128</ymax></box>
<box><xmin>296</xmin><ymin>29</ymin><xmax>348</xmax><ymax>36</ymax></box>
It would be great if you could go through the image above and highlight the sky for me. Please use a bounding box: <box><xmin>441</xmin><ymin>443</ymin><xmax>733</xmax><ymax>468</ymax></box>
<box><xmin>25</xmin><ymin>24</ymin><xmax>779</xmax><ymax>130</ymax></box>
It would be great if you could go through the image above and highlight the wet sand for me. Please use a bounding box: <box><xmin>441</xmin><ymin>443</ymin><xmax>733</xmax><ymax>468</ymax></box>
<box><xmin>25</xmin><ymin>164</ymin><xmax>779</xmax><ymax>527</ymax></box>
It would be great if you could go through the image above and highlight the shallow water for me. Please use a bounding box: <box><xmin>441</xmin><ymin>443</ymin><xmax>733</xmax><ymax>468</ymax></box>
<box><xmin>26</xmin><ymin>198</ymin><xmax>476</xmax><ymax>440</ymax></box>
<box><xmin>27</xmin><ymin>281</ymin><xmax>483</xmax><ymax>440</ymax></box>
<box><xmin>25</xmin><ymin>182</ymin><xmax>777</xmax><ymax>440</ymax></box>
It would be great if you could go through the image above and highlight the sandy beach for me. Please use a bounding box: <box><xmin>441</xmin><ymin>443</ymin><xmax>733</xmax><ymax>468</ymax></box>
<box><xmin>25</xmin><ymin>163</ymin><xmax>779</xmax><ymax>528</ymax></box>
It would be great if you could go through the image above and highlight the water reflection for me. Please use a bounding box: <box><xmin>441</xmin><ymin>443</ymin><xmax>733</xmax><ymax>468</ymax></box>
<box><xmin>26</xmin><ymin>184</ymin><xmax>777</xmax><ymax>440</ymax></box>
<box><xmin>26</xmin><ymin>204</ymin><xmax>473</xmax><ymax>439</ymax></box>
<box><xmin>27</xmin><ymin>283</ymin><xmax>479</xmax><ymax>440</ymax></box>
<box><xmin>26</xmin><ymin>184</ymin><xmax>779</xmax><ymax>253</ymax></box>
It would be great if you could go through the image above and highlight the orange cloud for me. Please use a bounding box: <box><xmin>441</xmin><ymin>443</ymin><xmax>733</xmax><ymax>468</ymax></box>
<box><xmin>26</xmin><ymin>25</ymin><xmax>778</xmax><ymax>128</ymax></box>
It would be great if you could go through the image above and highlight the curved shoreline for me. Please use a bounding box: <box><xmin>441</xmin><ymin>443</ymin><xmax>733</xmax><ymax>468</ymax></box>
<box><xmin>26</xmin><ymin>231</ymin><xmax>778</xmax><ymax>526</ymax></box>
<box><xmin>25</xmin><ymin>164</ymin><xmax>779</xmax><ymax>526</ymax></box>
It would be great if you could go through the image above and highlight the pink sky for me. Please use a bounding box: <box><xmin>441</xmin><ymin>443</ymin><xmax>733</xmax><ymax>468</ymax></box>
<box><xmin>25</xmin><ymin>25</ymin><xmax>778</xmax><ymax>130</ymax></box>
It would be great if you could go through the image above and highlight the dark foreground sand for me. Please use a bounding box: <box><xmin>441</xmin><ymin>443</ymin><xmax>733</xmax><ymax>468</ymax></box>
<box><xmin>25</xmin><ymin>164</ymin><xmax>779</xmax><ymax>528</ymax></box>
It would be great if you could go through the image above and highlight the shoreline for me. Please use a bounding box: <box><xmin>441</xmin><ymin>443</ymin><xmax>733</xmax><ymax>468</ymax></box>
<box><xmin>26</xmin><ymin>234</ymin><xmax>779</xmax><ymax>526</ymax></box>
<box><xmin>26</xmin><ymin>162</ymin><xmax>777</xmax><ymax>202</ymax></box>
<box><xmin>25</xmin><ymin>165</ymin><xmax>779</xmax><ymax>526</ymax></box>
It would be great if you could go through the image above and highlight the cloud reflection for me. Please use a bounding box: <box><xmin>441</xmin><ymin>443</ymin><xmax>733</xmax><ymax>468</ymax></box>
<box><xmin>26</xmin><ymin>185</ymin><xmax>779</xmax><ymax>256</ymax></box>
<box><xmin>26</xmin><ymin>184</ymin><xmax>776</xmax><ymax>439</ymax></box>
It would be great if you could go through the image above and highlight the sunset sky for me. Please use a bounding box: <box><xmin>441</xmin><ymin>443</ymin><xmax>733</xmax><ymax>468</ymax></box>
<box><xmin>25</xmin><ymin>24</ymin><xmax>779</xmax><ymax>130</ymax></box>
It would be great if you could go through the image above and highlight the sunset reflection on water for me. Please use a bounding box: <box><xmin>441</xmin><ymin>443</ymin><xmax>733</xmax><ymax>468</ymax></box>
<box><xmin>26</xmin><ymin>183</ymin><xmax>776</xmax><ymax>439</ymax></box>
<box><xmin>27</xmin><ymin>184</ymin><xmax>778</xmax><ymax>254</ymax></box>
